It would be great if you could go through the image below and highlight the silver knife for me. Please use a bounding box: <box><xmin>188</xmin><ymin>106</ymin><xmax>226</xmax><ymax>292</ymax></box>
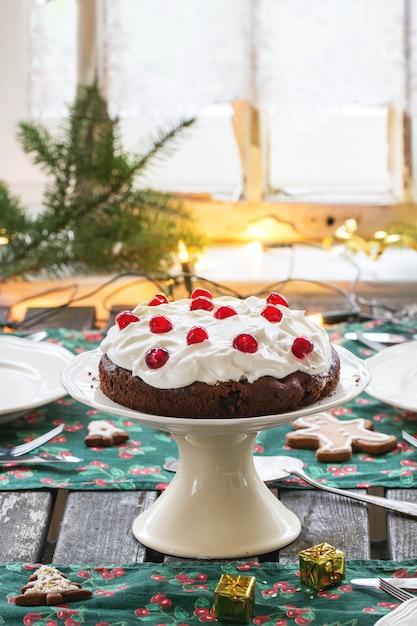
<box><xmin>351</xmin><ymin>577</ymin><xmax>417</xmax><ymax>589</ymax></box>
<box><xmin>345</xmin><ymin>332</ymin><xmax>417</xmax><ymax>345</ymax></box>
<box><xmin>0</xmin><ymin>454</ymin><xmax>82</xmax><ymax>465</ymax></box>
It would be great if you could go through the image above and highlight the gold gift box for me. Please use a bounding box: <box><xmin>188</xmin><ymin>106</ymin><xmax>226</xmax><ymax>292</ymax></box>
<box><xmin>299</xmin><ymin>542</ymin><xmax>345</xmax><ymax>591</ymax></box>
<box><xmin>214</xmin><ymin>574</ymin><xmax>256</xmax><ymax>624</ymax></box>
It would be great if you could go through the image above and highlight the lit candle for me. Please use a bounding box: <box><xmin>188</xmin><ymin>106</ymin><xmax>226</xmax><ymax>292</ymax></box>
<box><xmin>178</xmin><ymin>240</ymin><xmax>193</xmax><ymax>295</ymax></box>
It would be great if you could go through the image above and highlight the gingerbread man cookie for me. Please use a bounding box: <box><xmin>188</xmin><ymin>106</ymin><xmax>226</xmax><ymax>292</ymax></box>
<box><xmin>15</xmin><ymin>565</ymin><xmax>92</xmax><ymax>606</ymax></box>
<box><xmin>84</xmin><ymin>419</ymin><xmax>130</xmax><ymax>447</ymax></box>
<box><xmin>285</xmin><ymin>412</ymin><xmax>397</xmax><ymax>462</ymax></box>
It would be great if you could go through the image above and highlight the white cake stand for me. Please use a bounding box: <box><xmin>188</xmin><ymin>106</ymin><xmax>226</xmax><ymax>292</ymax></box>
<box><xmin>62</xmin><ymin>345</ymin><xmax>370</xmax><ymax>559</ymax></box>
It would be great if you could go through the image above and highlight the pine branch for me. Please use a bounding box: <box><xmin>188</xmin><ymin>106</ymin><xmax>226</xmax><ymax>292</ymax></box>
<box><xmin>1</xmin><ymin>83</ymin><xmax>203</xmax><ymax>281</ymax></box>
<box><xmin>131</xmin><ymin>118</ymin><xmax>196</xmax><ymax>175</ymax></box>
<box><xmin>17</xmin><ymin>123</ymin><xmax>58</xmax><ymax>174</ymax></box>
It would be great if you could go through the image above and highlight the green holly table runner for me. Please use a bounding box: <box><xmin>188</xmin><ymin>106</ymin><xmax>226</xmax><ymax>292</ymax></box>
<box><xmin>0</xmin><ymin>319</ymin><xmax>416</xmax><ymax>491</ymax></box>
<box><xmin>2</xmin><ymin>559</ymin><xmax>417</xmax><ymax>625</ymax></box>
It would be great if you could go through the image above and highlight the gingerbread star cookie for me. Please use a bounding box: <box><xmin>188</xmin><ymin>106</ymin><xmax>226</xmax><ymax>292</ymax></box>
<box><xmin>285</xmin><ymin>412</ymin><xmax>397</xmax><ymax>462</ymax></box>
<box><xmin>84</xmin><ymin>419</ymin><xmax>130</xmax><ymax>447</ymax></box>
<box><xmin>15</xmin><ymin>565</ymin><xmax>92</xmax><ymax>606</ymax></box>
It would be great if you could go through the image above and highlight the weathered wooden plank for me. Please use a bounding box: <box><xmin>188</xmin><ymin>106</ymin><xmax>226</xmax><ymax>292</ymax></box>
<box><xmin>385</xmin><ymin>488</ymin><xmax>417</xmax><ymax>560</ymax></box>
<box><xmin>53</xmin><ymin>490</ymin><xmax>158</xmax><ymax>563</ymax></box>
<box><xmin>0</xmin><ymin>491</ymin><xmax>53</xmax><ymax>562</ymax></box>
<box><xmin>278</xmin><ymin>490</ymin><xmax>371</xmax><ymax>563</ymax></box>
<box><xmin>22</xmin><ymin>306</ymin><xmax>96</xmax><ymax>330</ymax></box>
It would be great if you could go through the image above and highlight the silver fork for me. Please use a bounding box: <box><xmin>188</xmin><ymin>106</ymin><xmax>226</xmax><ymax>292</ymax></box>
<box><xmin>0</xmin><ymin>424</ymin><xmax>64</xmax><ymax>458</ymax></box>
<box><xmin>402</xmin><ymin>431</ymin><xmax>417</xmax><ymax>448</ymax></box>
<box><xmin>378</xmin><ymin>577</ymin><xmax>415</xmax><ymax>602</ymax></box>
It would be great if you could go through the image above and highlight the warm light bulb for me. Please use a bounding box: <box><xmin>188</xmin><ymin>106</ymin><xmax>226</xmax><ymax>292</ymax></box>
<box><xmin>374</xmin><ymin>230</ymin><xmax>387</xmax><ymax>240</ymax></box>
<box><xmin>334</xmin><ymin>225</ymin><xmax>351</xmax><ymax>240</ymax></box>
<box><xmin>0</xmin><ymin>228</ymin><xmax>8</xmax><ymax>246</ymax></box>
<box><xmin>385</xmin><ymin>234</ymin><xmax>401</xmax><ymax>244</ymax></box>
<box><xmin>307</xmin><ymin>313</ymin><xmax>323</xmax><ymax>326</ymax></box>
<box><xmin>344</xmin><ymin>218</ymin><xmax>358</xmax><ymax>232</ymax></box>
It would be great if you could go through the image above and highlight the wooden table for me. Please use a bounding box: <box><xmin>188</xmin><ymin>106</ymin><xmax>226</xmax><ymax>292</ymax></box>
<box><xmin>1</xmin><ymin>484</ymin><xmax>416</xmax><ymax>566</ymax></box>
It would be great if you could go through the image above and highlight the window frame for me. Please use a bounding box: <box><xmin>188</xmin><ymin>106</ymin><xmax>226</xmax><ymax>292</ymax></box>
<box><xmin>1</xmin><ymin>0</ymin><xmax>416</xmax><ymax>248</ymax></box>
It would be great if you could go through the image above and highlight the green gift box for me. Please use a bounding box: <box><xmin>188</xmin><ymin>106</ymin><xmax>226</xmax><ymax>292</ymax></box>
<box><xmin>214</xmin><ymin>574</ymin><xmax>256</xmax><ymax>624</ymax></box>
<box><xmin>299</xmin><ymin>542</ymin><xmax>345</xmax><ymax>591</ymax></box>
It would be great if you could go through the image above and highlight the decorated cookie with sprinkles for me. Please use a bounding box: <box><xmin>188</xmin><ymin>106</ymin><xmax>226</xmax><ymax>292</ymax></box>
<box><xmin>84</xmin><ymin>419</ymin><xmax>130</xmax><ymax>447</ymax></box>
<box><xmin>15</xmin><ymin>565</ymin><xmax>92</xmax><ymax>606</ymax></box>
<box><xmin>286</xmin><ymin>412</ymin><xmax>398</xmax><ymax>462</ymax></box>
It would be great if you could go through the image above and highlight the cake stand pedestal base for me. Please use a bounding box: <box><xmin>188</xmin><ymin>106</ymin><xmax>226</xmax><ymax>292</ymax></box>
<box><xmin>62</xmin><ymin>345</ymin><xmax>370</xmax><ymax>559</ymax></box>
<box><xmin>132</xmin><ymin>431</ymin><xmax>301</xmax><ymax>559</ymax></box>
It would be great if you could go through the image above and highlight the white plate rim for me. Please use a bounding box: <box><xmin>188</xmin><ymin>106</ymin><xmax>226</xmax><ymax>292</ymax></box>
<box><xmin>373</xmin><ymin>596</ymin><xmax>417</xmax><ymax>625</ymax></box>
<box><xmin>0</xmin><ymin>335</ymin><xmax>75</xmax><ymax>419</ymax></box>
<box><xmin>365</xmin><ymin>342</ymin><xmax>417</xmax><ymax>412</ymax></box>
<box><xmin>61</xmin><ymin>344</ymin><xmax>370</xmax><ymax>435</ymax></box>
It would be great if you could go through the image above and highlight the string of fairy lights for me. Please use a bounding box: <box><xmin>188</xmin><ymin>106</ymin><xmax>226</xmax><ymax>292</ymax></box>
<box><xmin>2</xmin><ymin>217</ymin><xmax>417</xmax><ymax>331</ymax></box>
<box><xmin>1</xmin><ymin>253</ymin><xmax>415</xmax><ymax>331</ymax></box>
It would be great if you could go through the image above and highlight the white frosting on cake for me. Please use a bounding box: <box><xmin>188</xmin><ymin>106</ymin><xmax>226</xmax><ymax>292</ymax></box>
<box><xmin>100</xmin><ymin>295</ymin><xmax>333</xmax><ymax>389</ymax></box>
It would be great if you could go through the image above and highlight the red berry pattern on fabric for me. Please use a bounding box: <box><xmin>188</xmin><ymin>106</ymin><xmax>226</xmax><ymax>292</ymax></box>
<box><xmin>261</xmin><ymin>304</ymin><xmax>283</xmax><ymax>323</ymax></box>
<box><xmin>214</xmin><ymin>305</ymin><xmax>238</xmax><ymax>319</ymax></box>
<box><xmin>191</xmin><ymin>288</ymin><xmax>213</xmax><ymax>300</ymax></box>
<box><xmin>233</xmin><ymin>333</ymin><xmax>258</xmax><ymax>353</ymax></box>
<box><xmin>149</xmin><ymin>315</ymin><xmax>173</xmax><ymax>334</ymax></box>
<box><xmin>115</xmin><ymin>310</ymin><xmax>140</xmax><ymax>330</ymax></box>
<box><xmin>266</xmin><ymin>292</ymin><xmax>289</xmax><ymax>307</ymax></box>
<box><xmin>149</xmin><ymin>293</ymin><xmax>169</xmax><ymax>306</ymax></box>
<box><xmin>292</xmin><ymin>336</ymin><xmax>314</xmax><ymax>358</ymax></box>
<box><xmin>145</xmin><ymin>347</ymin><xmax>170</xmax><ymax>369</ymax></box>
<box><xmin>186</xmin><ymin>326</ymin><xmax>209</xmax><ymax>345</ymax></box>
<box><xmin>190</xmin><ymin>297</ymin><xmax>214</xmax><ymax>311</ymax></box>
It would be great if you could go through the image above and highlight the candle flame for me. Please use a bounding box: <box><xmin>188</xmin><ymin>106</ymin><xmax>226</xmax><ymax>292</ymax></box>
<box><xmin>178</xmin><ymin>240</ymin><xmax>190</xmax><ymax>263</ymax></box>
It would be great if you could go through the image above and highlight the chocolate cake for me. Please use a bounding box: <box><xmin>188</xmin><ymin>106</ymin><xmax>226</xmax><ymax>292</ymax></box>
<box><xmin>98</xmin><ymin>290</ymin><xmax>341</xmax><ymax>418</ymax></box>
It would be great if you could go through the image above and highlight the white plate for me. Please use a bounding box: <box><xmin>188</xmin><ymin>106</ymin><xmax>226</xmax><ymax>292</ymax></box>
<box><xmin>374</xmin><ymin>597</ymin><xmax>417</xmax><ymax>625</ymax></box>
<box><xmin>61</xmin><ymin>344</ymin><xmax>370</xmax><ymax>436</ymax></box>
<box><xmin>0</xmin><ymin>336</ymin><xmax>75</xmax><ymax>423</ymax></box>
<box><xmin>365</xmin><ymin>342</ymin><xmax>417</xmax><ymax>412</ymax></box>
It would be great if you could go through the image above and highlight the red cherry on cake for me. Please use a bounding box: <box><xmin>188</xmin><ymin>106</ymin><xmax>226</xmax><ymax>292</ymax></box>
<box><xmin>115</xmin><ymin>310</ymin><xmax>140</xmax><ymax>330</ymax></box>
<box><xmin>233</xmin><ymin>333</ymin><xmax>258</xmax><ymax>353</ymax></box>
<box><xmin>186</xmin><ymin>326</ymin><xmax>209</xmax><ymax>345</ymax></box>
<box><xmin>145</xmin><ymin>347</ymin><xmax>169</xmax><ymax>369</ymax></box>
<box><xmin>149</xmin><ymin>293</ymin><xmax>169</xmax><ymax>306</ymax></box>
<box><xmin>214</xmin><ymin>305</ymin><xmax>237</xmax><ymax>319</ymax></box>
<box><xmin>149</xmin><ymin>315</ymin><xmax>173</xmax><ymax>333</ymax></box>
<box><xmin>191</xmin><ymin>288</ymin><xmax>213</xmax><ymax>300</ymax></box>
<box><xmin>190</xmin><ymin>297</ymin><xmax>214</xmax><ymax>311</ymax></box>
<box><xmin>266</xmin><ymin>292</ymin><xmax>289</xmax><ymax>307</ymax></box>
<box><xmin>261</xmin><ymin>304</ymin><xmax>283</xmax><ymax>323</ymax></box>
<box><xmin>292</xmin><ymin>336</ymin><xmax>314</xmax><ymax>358</ymax></box>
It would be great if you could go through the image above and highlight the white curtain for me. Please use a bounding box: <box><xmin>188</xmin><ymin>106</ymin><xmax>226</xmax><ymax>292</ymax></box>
<box><xmin>29</xmin><ymin>0</ymin><xmax>408</xmax><ymax>131</ymax></box>
<box><xmin>100</xmin><ymin>0</ymin><xmax>407</xmax><ymax>132</ymax></box>
<box><xmin>29</xmin><ymin>0</ymin><xmax>77</xmax><ymax>118</ymax></box>
<box><xmin>254</xmin><ymin>0</ymin><xmax>406</xmax><ymax>130</ymax></box>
